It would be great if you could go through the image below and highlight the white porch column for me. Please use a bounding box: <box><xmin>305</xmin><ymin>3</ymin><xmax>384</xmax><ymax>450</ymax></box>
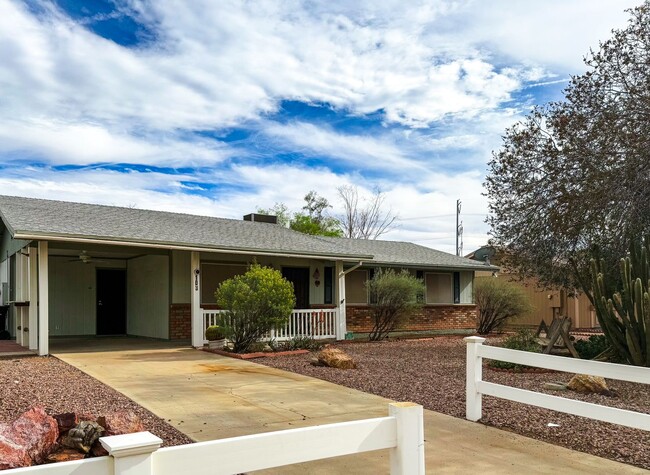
<box><xmin>190</xmin><ymin>251</ymin><xmax>203</xmax><ymax>348</ymax></box>
<box><xmin>336</xmin><ymin>260</ymin><xmax>346</xmax><ymax>341</ymax></box>
<box><xmin>37</xmin><ymin>241</ymin><xmax>49</xmax><ymax>356</ymax></box>
<box><xmin>28</xmin><ymin>247</ymin><xmax>38</xmax><ymax>350</ymax></box>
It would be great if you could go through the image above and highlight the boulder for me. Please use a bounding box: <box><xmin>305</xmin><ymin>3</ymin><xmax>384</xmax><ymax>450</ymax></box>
<box><xmin>567</xmin><ymin>374</ymin><xmax>613</xmax><ymax>396</ymax></box>
<box><xmin>4</xmin><ymin>407</ymin><xmax>59</xmax><ymax>465</ymax></box>
<box><xmin>46</xmin><ymin>448</ymin><xmax>87</xmax><ymax>463</ymax></box>
<box><xmin>316</xmin><ymin>348</ymin><xmax>356</xmax><ymax>369</ymax></box>
<box><xmin>91</xmin><ymin>441</ymin><xmax>109</xmax><ymax>457</ymax></box>
<box><xmin>97</xmin><ymin>411</ymin><xmax>144</xmax><ymax>436</ymax></box>
<box><xmin>0</xmin><ymin>437</ymin><xmax>32</xmax><ymax>470</ymax></box>
<box><xmin>61</xmin><ymin>421</ymin><xmax>104</xmax><ymax>453</ymax></box>
<box><xmin>53</xmin><ymin>412</ymin><xmax>78</xmax><ymax>435</ymax></box>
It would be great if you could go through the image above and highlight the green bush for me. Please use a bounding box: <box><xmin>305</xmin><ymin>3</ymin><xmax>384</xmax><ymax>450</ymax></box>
<box><xmin>366</xmin><ymin>269</ymin><xmax>424</xmax><ymax>341</ymax></box>
<box><xmin>574</xmin><ymin>335</ymin><xmax>609</xmax><ymax>360</ymax></box>
<box><xmin>215</xmin><ymin>264</ymin><xmax>295</xmax><ymax>353</ymax></box>
<box><xmin>474</xmin><ymin>278</ymin><xmax>532</xmax><ymax>334</ymax></box>
<box><xmin>205</xmin><ymin>325</ymin><xmax>225</xmax><ymax>341</ymax></box>
<box><xmin>488</xmin><ymin>329</ymin><xmax>540</xmax><ymax>370</ymax></box>
<box><xmin>277</xmin><ymin>336</ymin><xmax>324</xmax><ymax>351</ymax></box>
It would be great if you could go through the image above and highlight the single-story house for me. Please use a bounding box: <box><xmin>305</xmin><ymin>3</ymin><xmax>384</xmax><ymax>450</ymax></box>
<box><xmin>0</xmin><ymin>195</ymin><xmax>498</xmax><ymax>355</ymax></box>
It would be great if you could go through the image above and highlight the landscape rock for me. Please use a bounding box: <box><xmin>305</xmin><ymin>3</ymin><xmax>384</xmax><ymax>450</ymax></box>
<box><xmin>0</xmin><ymin>437</ymin><xmax>32</xmax><ymax>470</ymax></box>
<box><xmin>53</xmin><ymin>412</ymin><xmax>78</xmax><ymax>435</ymax></box>
<box><xmin>316</xmin><ymin>348</ymin><xmax>356</xmax><ymax>369</ymax></box>
<box><xmin>46</xmin><ymin>448</ymin><xmax>87</xmax><ymax>463</ymax></box>
<box><xmin>61</xmin><ymin>421</ymin><xmax>104</xmax><ymax>453</ymax></box>
<box><xmin>98</xmin><ymin>411</ymin><xmax>144</xmax><ymax>436</ymax></box>
<box><xmin>3</xmin><ymin>407</ymin><xmax>59</xmax><ymax>465</ymax></box>
<box><xmin>543</xmin><ymin>382</ymin><xmax>568</xmax><ymax>391</ymax></box>
<box><xmin>567</xmin><ymin>374</ymin><xmax>614</xmax><ymax>396</ymax></box>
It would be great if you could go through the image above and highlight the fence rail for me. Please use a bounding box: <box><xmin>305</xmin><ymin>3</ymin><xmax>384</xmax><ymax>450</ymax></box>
<box><xmin>465</xmin><ymin>336</ymin><xmax>650</xmax><ymax>431</ymax></box>
<box><xmin>4</xmin><ymin>403</ymin><xmax>424</xmax><ymax>475</ymax></box>
<box><xmin>202</xmin><ymin>308</ymin><xmax>337</xmax><ymax>343</ymax></box>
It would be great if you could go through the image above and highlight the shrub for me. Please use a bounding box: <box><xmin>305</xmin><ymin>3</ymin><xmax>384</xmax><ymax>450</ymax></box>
<box><xmin>367</xmin><ymin>269</ymin><xmax>424</xmax><ymax>341</ymax></box>
<box><xmin>474</xmin><ymin>278</ymin><xmax>532</xmax><ymax>335</ymax></box>
<box><xmin>277</xmin><ymin>336</ymin><xmax>324</xmax><ymax>351</ymax></box>
<box><xmin>488</xmin><ymin>329</ymin><xmax>540</xmax><ymax>370</ymax></box>
<box><xmin>215</xmin><ymin>264</ymin><xmax>295</xmax><ymax>353</ymax></box>
<box><xmin>205</xmin><ymin>325</ymin><xmax>225</xmax><ymax>341</ymax></box>
<box><xmin>574</xmin><ymin>334</ymin><xmax>609</xmax><ymax>360</ymax></box>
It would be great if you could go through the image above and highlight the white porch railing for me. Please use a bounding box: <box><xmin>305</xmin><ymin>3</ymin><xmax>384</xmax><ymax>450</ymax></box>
<box><xmin>465</xmin><ymin>336</ymin><xmax>650</xmax><ymax>431</ymax></box>
<box><xmin>202</xmin><ymin>308</ymin><xmax>337</xmax><ymax>343</ymax></box>
<box><xmin>3</xmin><ymin>403</ymin><xmax>424</xmax><ymax>475</ymax></box>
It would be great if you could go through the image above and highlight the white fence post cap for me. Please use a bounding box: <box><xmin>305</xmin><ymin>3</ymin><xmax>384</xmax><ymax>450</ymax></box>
<box><xmin>100</xmin><ymin>431</ymin><xmax>163</xmax><ymax>458</ymax></box>
<box><xmin>464</xmin><ymin>336</ymin><xmax>486</xmax><ymax>344</ymax></box>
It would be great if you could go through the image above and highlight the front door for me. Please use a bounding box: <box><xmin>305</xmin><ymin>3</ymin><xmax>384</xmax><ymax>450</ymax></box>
<box><xmin>282</xmin><ymin>267</ymin><xmax>310</xmax><ymax>308</ymax></box>
<box><xmin>96</xmin><ymin>269</ymin><xmax>127</xmax><ymax>335</ymax></box>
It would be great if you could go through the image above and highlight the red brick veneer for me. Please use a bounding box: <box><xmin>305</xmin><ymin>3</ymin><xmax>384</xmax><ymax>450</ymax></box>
<box><xmin>169</xmin><ymin>304</ymin><xmax>191</xmax><ymax>340</ymax></box>
<box><xmin>346</xmin><ymin>304</ymin><xmax>477</xmax><ymax>333</ymax></box>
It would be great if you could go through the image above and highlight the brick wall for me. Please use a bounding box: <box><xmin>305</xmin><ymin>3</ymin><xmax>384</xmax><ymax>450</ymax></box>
<box><xmin>346</xmin><ymin>304</ymin><xmax>477</xmax><ymax>334</ymax></box>
<box><xmin>169</xmin><ymin>304</ymin><xmax>191</xmax><ymax>340</ymax></box>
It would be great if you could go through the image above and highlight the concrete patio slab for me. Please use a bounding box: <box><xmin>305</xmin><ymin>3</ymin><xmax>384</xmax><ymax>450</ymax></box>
<box><xmin>52</xmin><ymin>338</ymin><xmax>647</xmax><ymax>474</ymax></box>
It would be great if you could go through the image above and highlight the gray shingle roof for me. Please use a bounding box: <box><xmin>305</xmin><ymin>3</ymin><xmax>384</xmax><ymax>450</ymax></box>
<box><xmin>0</xmin><ymin>195</ymin><xmax>497</xmax><ymax>270</ymax></box>
<box><xmin>0</xmin><ymin>195</ymin><xmax>366</xmax><ymax>259</ymax></box>
<box><xmin>316</xmin><ymin>236</ymin><xmax>499</xmax><ymax>271</ymax></box>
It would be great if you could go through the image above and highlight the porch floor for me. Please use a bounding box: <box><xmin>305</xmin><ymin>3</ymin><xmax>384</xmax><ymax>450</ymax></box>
<box><xmin>0</xmin><ymin>340</ymin><xmax>35</xmax><ymax>358</ymax></box>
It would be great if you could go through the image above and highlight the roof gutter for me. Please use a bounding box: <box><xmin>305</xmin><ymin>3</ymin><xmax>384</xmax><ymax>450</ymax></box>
<box><xmin>12</xmin><ymin>233</ymin><xmax>372</xmax><ymax>262</ymax></box>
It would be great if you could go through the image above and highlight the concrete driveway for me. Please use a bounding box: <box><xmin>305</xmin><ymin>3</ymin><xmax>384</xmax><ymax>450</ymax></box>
<box><xmin>53</xmin><ymin>338</ymin><xmax>646</xmax><ymax>474</ymax></box>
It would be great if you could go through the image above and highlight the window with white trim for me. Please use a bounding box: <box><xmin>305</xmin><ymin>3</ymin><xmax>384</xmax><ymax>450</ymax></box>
<box><xmin>201</xmin><ymin>263</ymin><xmax>247</xmax><ymax>304</ymax></box>
<box><xmin>345</xmin><ymin>269</ymin><xmax>368</xmax><ymax>304</ymax></box>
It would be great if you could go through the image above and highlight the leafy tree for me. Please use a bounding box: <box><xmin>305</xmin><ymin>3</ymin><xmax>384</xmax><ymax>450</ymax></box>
<box><xmin>337</xmin><ymin>185</ymin><xmax>397</xmax><ymax>239</ymax></box>
<box><xmin>366</xmin><ymin>269</ymin><xmax>424</xmax><ymax>341</ymax></box>
<box><xmin>215</xmin><ymin>264</ymin><xmax>295</xmax><ymax>353</ymax></box>
<box><xmin>257</xmin><ymin>203</ymin><xmax>291</xmax><ymax>227</ymax></box>
<box><xmin>474</xmin><ymin>278</ymin><xmax>532</xmax><ymax>335</ymax></box>
<box><xmin>485</xmin><ymin>3</ymin><xmax>650</xmax><ymax>299</ymax></box>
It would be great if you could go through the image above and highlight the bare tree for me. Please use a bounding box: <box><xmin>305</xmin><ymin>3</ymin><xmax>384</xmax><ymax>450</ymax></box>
<box><xmin>337</xmin><ymin>185</ymin><xmax>397</xmax><ymax>239</ymax></box>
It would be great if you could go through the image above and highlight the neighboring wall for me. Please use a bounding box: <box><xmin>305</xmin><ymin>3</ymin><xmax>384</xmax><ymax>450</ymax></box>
<box><xmin>127</xmin><ymin>255</ymin><xmax>170</xmax><ymax>339</ymax></box>
<box><xmin>49</xmin><ymin>257</ymin><xmax>126</xmax><ymax>336</ymax></box>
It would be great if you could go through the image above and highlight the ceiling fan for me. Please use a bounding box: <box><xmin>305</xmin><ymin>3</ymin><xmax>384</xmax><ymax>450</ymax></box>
<box><xmin>68</xmin><ymin>251</ymin><xmax>109</xmax><ymax>264</ymax></box>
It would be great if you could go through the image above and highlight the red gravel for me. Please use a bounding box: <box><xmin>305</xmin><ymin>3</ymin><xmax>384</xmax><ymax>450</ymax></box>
<box><xmin>258</xmin><ymin>336</ymin><xmax>650</xmax><ymax>470</ymax></box>
<box><xmin>0</xmin><ymin>356</ymin><xmax>192</xmax><ymax>447</ymax></box>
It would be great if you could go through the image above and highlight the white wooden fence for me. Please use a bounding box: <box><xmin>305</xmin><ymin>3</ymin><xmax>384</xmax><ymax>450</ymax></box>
<box><xmin>465</xmin><ymin>336</ymin><xmax>650</xmax><ymax>430</ymax></box>
<box><xmin>203</xmin><ymin>308</ymin><xmax>338</xmax><ymax>343</ymax></box>
<box><xmin>4</xmin><ymin>403</ymin><xmax>424</xmax><ymax>475</ymax></box>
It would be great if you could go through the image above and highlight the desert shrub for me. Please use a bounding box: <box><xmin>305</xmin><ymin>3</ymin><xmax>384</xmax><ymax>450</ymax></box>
<box><xmin>278</xmin><ymin>336</ymin><xmax>324</xmax><ymax>351</ymax></box>
<box><xmin>574</xmin><ymin>334</ymin><xmax>609</xmax><ymax>360</ymax></box>
<box><xmin>205</xmin><ymin>325</ymin><xmax>225</xmax><ymax>341</ymax></box>
<box><xmin>488</xmin><ymin>329</ymin><xmax>540</xmax><ymax>370</ymax></box>
<box><xmin>474</xmin><ymin>278</ymin><xmax>532</xmax><ymax>335</ymax></box>
<box><xmin>215</xmin><ymin>264</ymin><xmax>295</xmax><ymax>353</ymax></box>
<box><xmin>367</xmin><ymin>269</ymin><xmax>424</xmax><ymax>341</ymax></box>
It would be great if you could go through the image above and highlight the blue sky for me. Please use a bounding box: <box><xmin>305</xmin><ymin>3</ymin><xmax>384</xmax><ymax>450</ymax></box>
<box><xmin>0</xmin><ymin>0</ymin><xmax>639</xmax><ymax>253</ymax></box>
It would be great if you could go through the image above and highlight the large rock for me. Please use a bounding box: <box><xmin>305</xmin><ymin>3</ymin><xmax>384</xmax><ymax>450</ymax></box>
<box><xmin>0</xmin><ymin>407</ymin><xmax>59</xmax><ymax>467</ymax></box>
<box><xmin>567</xmin><ymin>374</ymin><xmax>613</xmax><ymax>396</ymax></box>
<box><xmin>53</xmin><ymin>412</ymin><xmax>78</xmax><ymax>435</ymax></box>
<box><xmin>97</xmin><ymin>411</ymin><xmax>144</xmax><ymax>436</ymax></box>
<box><xmin>61</xmin><ymin>421</ymin><xmax>104</xmax><ymax>453</ymax></box>
<box><xmin>46</xmin><ymin>448</ymin><xmax>87</xmax><ymax>463</ymax></box>
<box><xmin>0</xmin><ymin>437</ymin><xmax>32</xmax><ymax>470</ymax></box>
<box><xmin>316</xmin><ymin>348</ymin><xmax>356</xmax><ymax>369</ymax></box>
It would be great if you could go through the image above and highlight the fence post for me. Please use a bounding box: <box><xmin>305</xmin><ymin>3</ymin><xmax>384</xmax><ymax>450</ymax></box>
<box><xmin>464</xmin><ymin>336</ymin><xmax>486</xmax><ymax>422</ymax></box>
<box><xmin>389</xmin><ymin>402</ymin><xmax>425</xmax><ymax>475</ymax></box>
<box><xmin>100</xmin><ymin>431</ymin><xmax>162</xmax><ymax>475</ymax></box>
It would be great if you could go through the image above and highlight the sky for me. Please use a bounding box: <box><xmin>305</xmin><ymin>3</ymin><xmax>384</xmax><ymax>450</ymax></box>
<box><xmin>0</xmin><ymin>0</ymin><xmax>640</xmax><ymax>254</ymax></box>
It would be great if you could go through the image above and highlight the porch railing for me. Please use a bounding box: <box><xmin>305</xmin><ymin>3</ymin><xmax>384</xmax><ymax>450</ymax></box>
<box><xmin>202</xmin><ymin>308</ymin><xmax>337</xmax><ymax>344</ymax></box>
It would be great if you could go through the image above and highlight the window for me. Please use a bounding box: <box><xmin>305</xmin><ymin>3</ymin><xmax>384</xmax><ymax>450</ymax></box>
<box><xmin>425</xmin><ymin>273</ymin><xmax>453</xmax><ymax>304</ymax></box>
<box><xmin>324</xmin><ymin>266</ymin><xmax>334</xmax><ymax>304</ymax></box>
<box><xmin>201</xmin><ymin>263</ymin><xmax>246</xmax><ymax>304</ymax></box>
<box><xmin>345</xmin><ymin>270</ymin><xmax>368</xmax><ymax>304</ymax></box>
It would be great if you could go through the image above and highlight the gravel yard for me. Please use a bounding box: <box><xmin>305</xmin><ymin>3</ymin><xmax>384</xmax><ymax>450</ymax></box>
<box><xmin>0</xmin><ymin>356</ymin><xmax>192</xmax><ymax>447</ymax></box>
<box><xmin>259</xmin><ymin>336</ymin><xmax>650</xmax><ymax>470</ymax></box>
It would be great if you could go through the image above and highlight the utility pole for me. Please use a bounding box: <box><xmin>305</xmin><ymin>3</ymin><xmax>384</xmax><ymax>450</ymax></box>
<box><xmin>456</xmin><ymin>199</ymin><xmax>463</xmax><ymax>256</ymax></box>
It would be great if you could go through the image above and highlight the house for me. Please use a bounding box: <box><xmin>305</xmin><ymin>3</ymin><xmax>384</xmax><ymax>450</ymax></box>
<box><xmin>0</xmin><ymin>195</ymin><xmax>498</xmax><ymax>355</ymax></box>
<box><xmin>467</xmin><ymin>245</ymin><xmax>598</xmax><ymax>330</ymax></box>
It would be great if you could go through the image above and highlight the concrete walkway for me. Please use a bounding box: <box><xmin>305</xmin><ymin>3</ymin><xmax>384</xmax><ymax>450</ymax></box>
<box><xmin>53</xmin><ymin>338</ymin><xmax>647</xmax><ymax>474</ymax></box>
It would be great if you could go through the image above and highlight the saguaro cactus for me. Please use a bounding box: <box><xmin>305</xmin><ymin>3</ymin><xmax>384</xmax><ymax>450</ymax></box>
<box><xmin>591</xmin><ymin>238</ymin><xmax>650</xmax><ymax>366</ymax></box>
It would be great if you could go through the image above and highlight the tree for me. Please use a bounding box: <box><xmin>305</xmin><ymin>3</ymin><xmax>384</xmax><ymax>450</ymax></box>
<box><xmin>366</xmin><ymin>269</ymin><xmax>424</xmax><ymax>341</ymax></box>
<box><xmin>257</xmin><ymin>203</ymin><xmax>291</xmax><ymax>227</ymax></box>
<box><xmin>474</xmin><ymin>278</ymin><xmax>532</xmax><ymax>335</ymax></box>
<box><xmin>485</xmin><ymin>3</ymin><xmax>650</xmax><ymax>299</ymax></box>
<box><xmin>215</xmin><ymin>264</ymin><xmax>295</xmax><ymax>353</ymax></box>
<box><xmin>337</xmin><ymin>185</ymin><xmax>397</xmax><ymax>239</ymax></box>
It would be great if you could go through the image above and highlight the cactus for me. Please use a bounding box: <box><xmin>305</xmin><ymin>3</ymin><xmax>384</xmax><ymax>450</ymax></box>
<box><xmin>591</xmin><ymin>237</ymin><xmax>650</xmax><ymax>366</ymax></box>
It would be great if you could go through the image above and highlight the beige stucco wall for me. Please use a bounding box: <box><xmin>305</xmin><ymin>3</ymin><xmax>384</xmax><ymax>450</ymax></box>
<box><xmin>127</xmin><ymin>255</ymin><xmax>170</xmax><ymax>339</ymax></box>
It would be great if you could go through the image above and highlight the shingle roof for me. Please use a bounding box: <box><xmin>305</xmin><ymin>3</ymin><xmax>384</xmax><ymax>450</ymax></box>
<box><xmin>0</xmin><ymin>195</ymin><xmax>365</xmax><ymax>259</ymax></box>
<box><xmin>0</xmin><ymin>195</ymin><xmax>497</xmax><ymax>270</ymax></box>
<box><xmin>316</xmin><ymin>236</ymin><xmax>499</xmax><ymax>271</ymax></box>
